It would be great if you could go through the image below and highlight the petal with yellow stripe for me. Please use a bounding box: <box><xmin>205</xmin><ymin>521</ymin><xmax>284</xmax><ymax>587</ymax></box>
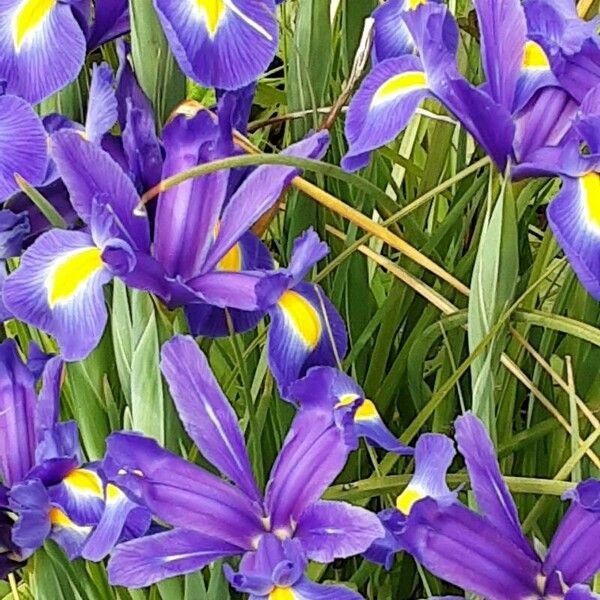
<box><xmin>4</xmin><ymin>230</ymin><xmax>113</xmax><ymax>361</ymax></box>
<box><xmin>343</xmin><ymin>55</ymin><xmax>429</xmax><ymax>171</ymax></box>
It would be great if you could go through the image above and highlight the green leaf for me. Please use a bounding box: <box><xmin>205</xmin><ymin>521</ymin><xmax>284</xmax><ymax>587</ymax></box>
<box><xmin>468</xmin><ymin>171</ymin><xmax>519</xmax><ymax>441</ymax></box>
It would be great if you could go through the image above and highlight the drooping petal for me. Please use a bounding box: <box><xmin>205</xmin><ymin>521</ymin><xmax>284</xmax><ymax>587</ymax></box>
<box><xmin>402</xmin><ymin>498</ymin><xmax>542</xmax><ymax>600</ymax></box>
<box><xmin>0</xmin><ymin>339</ymin><xmax>37</xmax><ymax>487</ymax></box>
<box><xmin>50</xmin><ymin>130</ymin><xmax>150</xmax><ymax>251</ymax></box>
<box><xmin>49</xmin><ymin>467</ymin><xmax>105</xmax><ymax>525</ymax></box>
<box><xmin>0</xmin><ymin>0</ymin><xmax>86</xmax><ymax>104</ymax></box>
<box><xmin>544</xmin><ymin>479</ymin><xmax>600</xmax><ymax>587</ymax></box>
<box><xmin>9</xmin><ymin>478</ymin><xmax>51</xmax><ymax>555</ymax></box>
<box><xmin>154</xmin><ymin>109</ymin><xmax>229</xmax><ymax>280</ymax></box>
<box><xmin>472</xmin><ymin>0</ymin><xmax>526</xmax><ymax>110</ymax></box>
<box><xmin>353</xmin><ymin>400</ymin><xmax>413</xmax><ymax>455</ymax></box>
<box><xmin>84</xmin><ymin>62</ymin><xmax>118</xmax><ymax>145</ymax></box>
<box><xmin>3</xmin><ymin>230</ymin><xmax>112</xmax><ymax>362</ymax></box>
<box><xmin>267</xmin><ymin>282</ymin><xmax>347</xmax><ymax>395</ymax></box>
<box><xmin>185</xmin><ymin>231</ymin><xmax>272</xmax><ymax>336</ymax></box>
<box><xmin>265</xmin><ymin>409</ymin><xmax>354</xmax><ymax>534</ymax></box>
<box><xmin>0</xmin><ymin>95</ymin><xmax>47</xmax><ymax>202</ymax></box>
<box><xmin>153</xmin><ymin>0</ymin><xmax>278</xmax><ymax>90</ymax></box>
<box><xmin>395</xmin><ymin>433</ymin><xmax>456</xmax><ymax>515</ymax></box>
<box><xmin>104</xmin><ymin>432</ymin><xmax>263</xmax><ymax>549</ymax></box>
<box><xmin>203</xmin><ymin>131</ymin><xmax>331</xmax><ymax>272</ymax></box>
<box><xmin>454</xmin><ymin>412</ymin><xmax>536</xmax><ymax>561</ymax></box>
<box><xmin>342</xmin><ymin>55</ymin><xmax>429</xmax><ymax>172</ymax></box>
<box><xmin>108</xmin><ymin>528</ymin><xmax>240</xmax><ymax>588</ymax></box>
<box><xmin>363</xmin><ymin>508</ymin><xmax>408</xmax><ymax>569</ymax></box>
<box><xmin>547</xmin><ymin>173</ymin><xmax>600</xmax><ymax>300</ymax></box>
<box><xmin>292</xmin><ymin>578</ymin><xmax>364</xmax><ymax>600</ymax></box>
<box><xmin>160</xmin><ymin>335</ymin><xmax>260</xmax><ymax>501</ymax></box>
<box><xmin>295</xmin><ymin>500</ymin><xmax>385</xmax><ymax>563</ymax></box>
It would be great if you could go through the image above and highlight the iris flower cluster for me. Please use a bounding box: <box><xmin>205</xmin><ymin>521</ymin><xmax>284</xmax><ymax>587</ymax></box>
<box><xmin>0</xmin><ymin>0</ymin><xmax>598</xmax><ymax>599</ymax></box>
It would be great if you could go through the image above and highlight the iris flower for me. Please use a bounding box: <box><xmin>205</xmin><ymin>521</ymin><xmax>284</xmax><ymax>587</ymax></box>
<box><xmin>0</xmin><ymin>0</ymin><xmax>129</xmax><ymax>104</ymax></box>
<box><xmin>104</xmin><ymin>335</ymin><xmax>384</xmax><ymax>590</ymax></box>
<box><xmin>342</xmin><ymin>0</ymin><xmax>593</xmax><ymax>177</ymax></box>
<box><xmin>153</xmin><ymin>0</ymin><xmax>279</xmax><ymax>90</ymax></box>
<box><xmin>3</xmin><ymin>91</ymin><xmax>331</xmax><ymax>364</ymax></box>
<box><xmin>368</xmin><ymin>412</ymin><xmax>600</xmax><ymax>600</ymax></box>
<box><xmin>285</xmin><ymin>366</ymin><xmax>414</xmax><ymax>455</ymax></box>
<box><xmin>0</xmin><ymin>339</ymin><xmax>148</xmax><ymax>567</ymax></box>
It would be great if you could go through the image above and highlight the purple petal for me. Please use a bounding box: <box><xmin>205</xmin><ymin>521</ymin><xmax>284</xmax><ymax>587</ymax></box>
<box><xmin>285</xmin><ymin>228</ymin><xmax>329</xmax><ymax>287</ymax></box>
<box><xmin>3</xmin><ymin>230</ymin><xmax>112</xmax><ymax>362</ymax></box>
<box><xmin>35</xmin><ymin>356</ymin><xmax>63</xmax><ymax>442</ymax></box>
<box><xmin>160</xmin><ymin>335</ymin><xmax>260</xmax><ymax>501</ymax></box>
<box><xmin>0</xmin><ymin>1</ymin><xmax>86</xmax><ymax>103</ymax></box>
<box><xmin>204</xmin><ymin>131</ymin><xmax>330</xmax><ymax>271</ymax></box>
<box><xmin>153</xmin><ymin>0</ymin><xmax>278</xmax><ymax>90</ymax></box>
<box><xmin>109</xmin><ymin>528</ymin><xmax>240</xmax><ymax>588</ymax></box>
<box><xmin>154</xmin><ymin>110</ymin><xmax>229</xmax><ymax>280</ymax></box>
<box><xmin>547</xmin><ymin>174</ymin><xmax>600</xmax><ymax>300</ymax></box>
<box><xmin>0</xmin><ymin>95</ymin><xmax>48</xmax><ymax>202</ymax></box>
<box><xmin>402</xmin><ymin>498</ymin><xmax>542</xmax><ymax>600</ymax></box>
<box><xmin>544</xmin><ymin>479</ymin><xmax>600</xmax><ymax>586</ymax></box>
<box><xmin>472</xmin><ymin>0</ymin><xmax>526</xmax><ymax>110</ymax></box>
<box><xmin>84</xmin><ymin>62</ymin><xmax>118</xmax><ymax>145</ymax></box>
<box><xmin>293</xmin><ymin>578</ymin><xmax>364</xmax><ymax>600</ymax></box>
<box><xmin>9</xmin><ymin>478</ymin><xmax>51</xmax><ymax>555</ymax></box>
<box><xmin>454</xmin><ymin>412</ymin><xmax>536</xmax><ymax>561</ymax></box>
<box><xmin>0</xmin><ymin>339</ymin><xmax>37</xmax><ymax>486</ymax></box>
<box><xmin>265</xmin><ymin>409</ymin><xmax>353</xmax><ymax>533</ymax></box>
<box><xmin>342</xmin><ymin>55</ymin><xmax>429</xmax><ymax>172</ymax></box>
<box><xmin>87</xmin><ymin>0</ymin><xmax>129</xmax><ymax>50</ymax></box>
<box><xmin>575</xmin><ymin>83</ymin><xmax>600</xmax><ymax>154</ymax></box>
<box><xmin>50</xmin><ymin>130</ymin><xmax>150</xmax><ymax>252</ymax></box>
<box><xmin>105</xmin><ymin>432</ymin><xmax>263</xmax><ymax>549</ymax></box>
<box><xmin>566</xmin><ymin>585</ymin><xmax>600</xmax><ymax>600</ymax></box>
<box><xmin>295</xmin><ymin>500</ymin><xmax>385</xmax><ymax>563</ymax></box>
<box><xmin>267</xmin><ymin>281</ymin><xmax>348</xmax><ymax>396</ymax></box>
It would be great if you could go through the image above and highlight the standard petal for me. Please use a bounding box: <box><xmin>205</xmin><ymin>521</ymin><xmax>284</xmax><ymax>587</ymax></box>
<box><xmin>295</xmin><ymin>500</ymin><xmax>385</xmax><ymax>563</ymax></box>
<box><xmin>50</xmin><ymin>130</ymin><xmax>150</xmax><ymax>251</ymax></box>
<box><xmin>153</xmin><ymin>0</ymin><xmax>278</xmax><ymax>90</ymax></box>
<box><xmin>543</xmin><ymin>479</ymin><xmax>600</xmax><ymax>586</ymax></box>
<box><xmin>472</xmin><ymin>0</ymin><xmax>526</xmax><ymax>110</ymax></box>
<box><xmin>342</xmin><ymin>55</ymin><xmax>429</xmax><ymax>172</ymax></box>
<box><xmin>84</xmin><ymin>62</ymin><xmax>118</xmax><ymax>144</ymax></box>
<box><xmin>0</xmin><ymin>0</ymin><xmax>86</xmax><ymax>104</ymax></box>
<box><xmin>154</xmin><ymin>109</ymin><xmax>229</xmax><ymax>280</ymax></box>
<box><xmin>87</xmin><ymin>0</ymin><xmax>129</xmax><ymax>50</ymax></box>
<box><xmin>0</xmin><ymin>95</ymin><xmax>47</xmax><ymax>202</ymax></box>
<box><xmin>108</xmin><ymin>528</ymin><xmax>240</xmax><ymax>588</ymax></box>
<box><xmin>267</xmin><ymin>282</ymin><xmax>347</xmax><ymax>395</ymax></box>
<box><xmin>547</xmin><ymin>174</ymin><xmax>600</xmax><ymax>299</ymax></box>
<box><xmin>0</xmin><ymin>339</ymin><xmax>37</xmax><ymax>487</ymax></box>
<box><xmin>204</xmin><ymin>131</ymin><xmax>331</xmax><ymax>271</ymax></box>
<box><xmin>3</xmin><ymin>230</ymin><xmax>112</xmax><ymax>362</ymax></box>
<box><xmin>160</xmin><ymin>335</ymin><xmax>260</xmax><ymax>501</ymax></box>
<box><xmin>454</xmin><ymin>412</ymin><xmax>536</xmax><ymax>561</ymax></box>
<box><xmin>265</xmin><ymin>410</ymin><xmax>353</xmax><ymax>533</ymax></box>
<box><xmin>105</xmin><ymin>432</ymin><xmax>263</xmax><ymax>549</ymax></box>
<box><xmin>402</xmin><ymin>498</ymin><xmax>542</xmax><ymax>600</ymax></box>
<box><xmin>34</xmin><ymin>355</ymin><xmax>63</xmax><ymax>442</ymax></box>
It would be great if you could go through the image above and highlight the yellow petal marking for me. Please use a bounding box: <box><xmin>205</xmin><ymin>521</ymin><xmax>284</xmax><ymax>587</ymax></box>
<box><xmin>217</xmin><ymin>243</ymin><xmax>242</xmax><ymax>271</ymax></box>
<box><xmin>64</xmin><ymin>468</ymin><xmax>104</xmax><ymax>498</ymax></box>
<box><xmin>269</xmin><ymin>588</ymin><xmax>296</xmax><ymax>600</ymax></box>
<box><xmin>48</xmin><ymin>507</ymin><xmax>75</xmax><ymax>527</ymax></box>
<box><xmin>194</xmin><ymin>0</ymin><xmax>226</xmax><ymax>37</ymax></box>
<box><xmin>355</xmin><ymin>399</ymin><xmax>379</xmax><ymax>421</ymax></box>
<box><xmin>277</xmin><ymin>290</ymin><xmax>321</xmax><ymax>349</ymax></box>
<box><xmin>522</xmin><ymin>40</ymin><xmax>550</xmax><ymax>70</ymax></box>
<box><xmin>582</xmin><ymin>172</ymin><xmax>600</xmax><ymax>230</ymax></box>
<box><xmin>13</xmin><ymin>0</ymin><xmax>56</xmax><ymax>51</ymax></box>
<box><xmin>372</xmin><ymin>71</ymin><xmax>428</xmax><ymax>107</ymax></box>
<box><xmin>396</xmin><ymin>486</ymin><xmax>425</xmax><ymax>515</ymax></box>
<box><xmin>47</xmin><ymin>247</ymin><xmax>103</xmax><ymax>308</ymax></box>
<box><xmin>408</xmin><ymin>0</ymin><xmax>427</xmax><ymax>8</ymax></box>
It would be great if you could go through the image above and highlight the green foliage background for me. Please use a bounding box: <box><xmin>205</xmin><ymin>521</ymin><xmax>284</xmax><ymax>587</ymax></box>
<box><xmin>6</xmin><ymin>0</ymin><xmax>600</xmax><ymax>597</ymax></box>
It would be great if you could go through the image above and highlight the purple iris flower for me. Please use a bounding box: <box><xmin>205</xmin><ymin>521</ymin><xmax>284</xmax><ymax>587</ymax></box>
<box><xmin>2</xmin><ymin>81</ymin><xmax>332</xmax><ymax>364</ymax></box>
<box><xmin>342</xmin><ymin>0</ymin><xmax>592</xmax><ymax>178</ymax></box>
<box><xmin>153</xmin><ymin>0</ymin><xmax>279</xmax><ymax>90</ymax></box>
<box><xmin>0</xmin><ymin>339</ymin><xmax>149</xmax><ymax>566</ymax></box>
<box><xmin>367</xmin><ymin>412</ymin><xmax>600</xmax><ymax>600</ymax></box>
<box><xmin>0</xmin><ymin>0</ymin><xmax>129</xmax><ymax>104</ymax></box>
<box><xmin>104</xmin><ymin>335</ymin><xmax>384</xmax><ymax>591</ymax></box>
<box><xmin>285</xmin><ymin>366</ymin><xmax>413</xmax><ymax>455</ymax></box>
